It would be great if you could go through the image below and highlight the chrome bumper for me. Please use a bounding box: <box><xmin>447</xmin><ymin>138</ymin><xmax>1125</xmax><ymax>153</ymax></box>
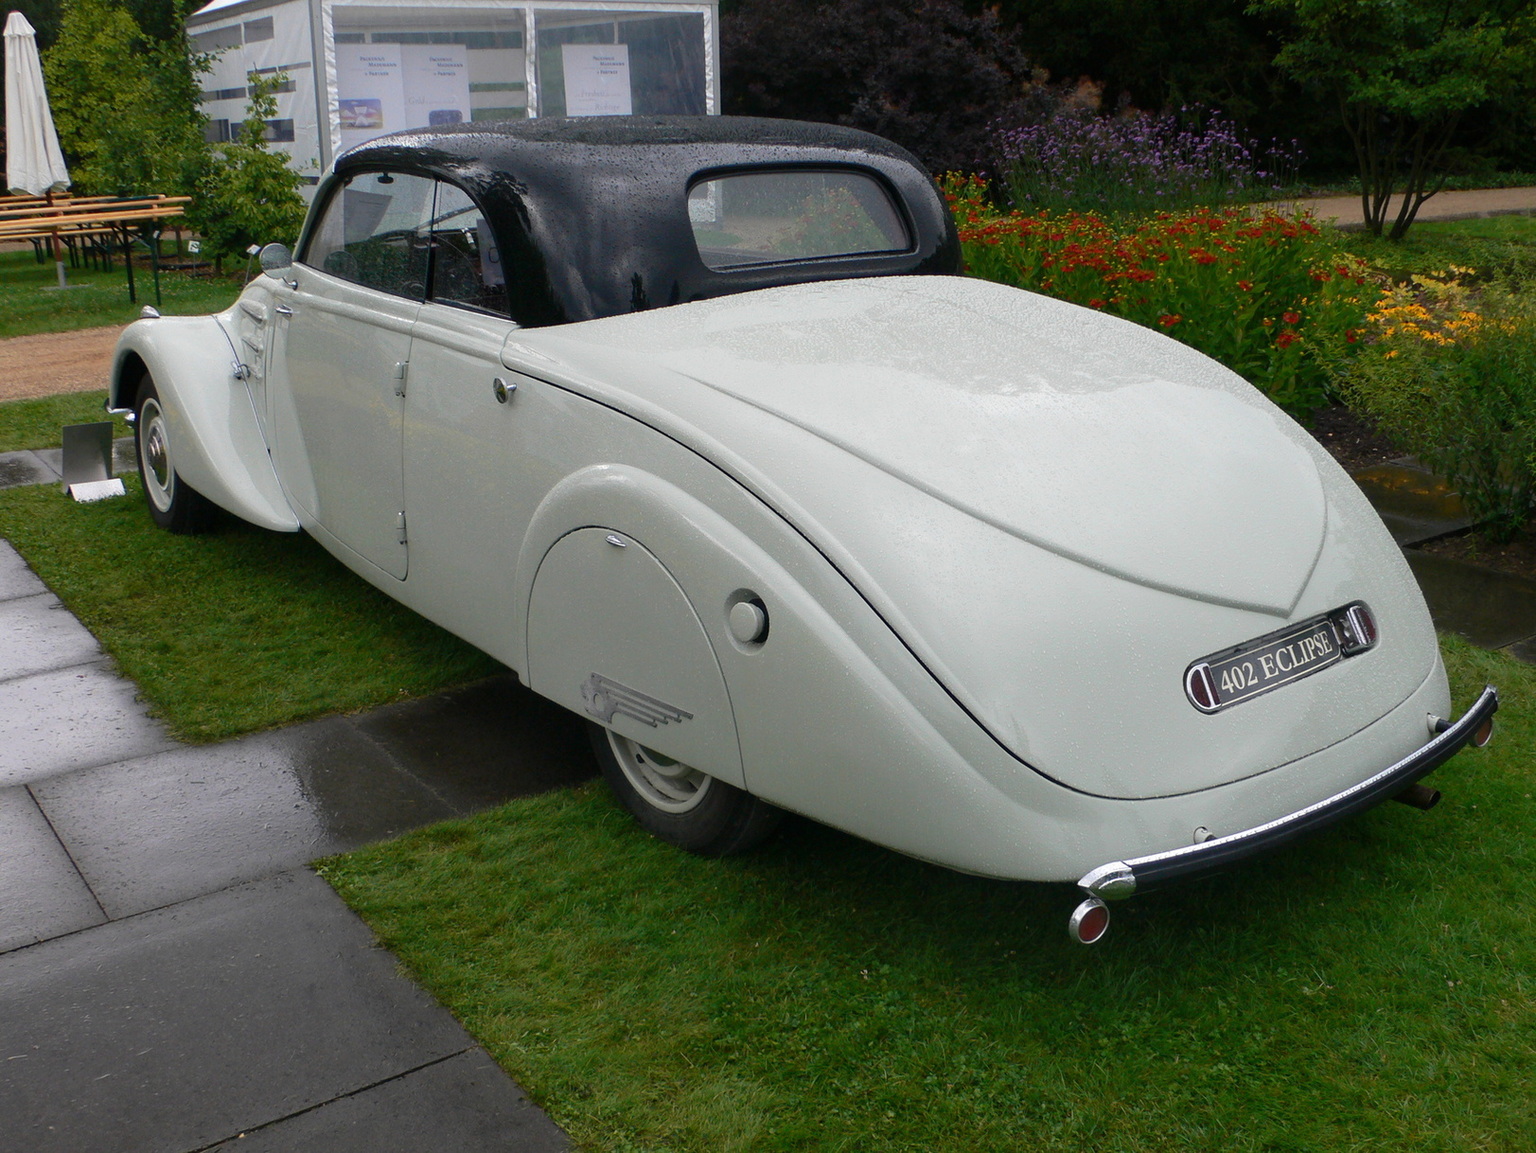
<box><xmin>1078</xmin><ymin>685</ymin><xmax>1499</xmax><ymax>901</ymax></box>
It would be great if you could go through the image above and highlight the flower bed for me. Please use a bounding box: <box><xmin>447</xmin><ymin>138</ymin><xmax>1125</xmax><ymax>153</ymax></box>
<box><xmin>945</xmin><ymin>176</ymin><xmax>1372</xmax><ymax>417</ymax></box>
<box><xmin>1343</xmin><ymin>270</ymin><xmax>1536</xmax><ymax>540</ymax></box>
<box><xmin>993</xmin><ymin>104</ymin><xmax>1300</xmax><ymax>217</ymax></box>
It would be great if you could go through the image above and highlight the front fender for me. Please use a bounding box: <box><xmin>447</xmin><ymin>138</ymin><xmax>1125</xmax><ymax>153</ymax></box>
<box><xmin>112</xmin><ymin>315</ymin><xmax>299</xmax><ymax>533</ymax></box>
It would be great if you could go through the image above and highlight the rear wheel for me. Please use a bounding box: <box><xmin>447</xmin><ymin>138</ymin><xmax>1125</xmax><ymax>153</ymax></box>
<box><xmin>589</xmin><ymin>723</ymin><xmax>782</xmax><ymax>856</ymax></box>
<box><xmin>134</xmin><ymin>374</ymin><xmax>216</xmax><ymax>534</ymax></box>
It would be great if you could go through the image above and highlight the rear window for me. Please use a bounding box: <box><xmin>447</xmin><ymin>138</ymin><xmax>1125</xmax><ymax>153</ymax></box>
<box><xmin>687</xmin><ymin>170</ymin><xmax>910</xmax><ymax>270</ymax></box>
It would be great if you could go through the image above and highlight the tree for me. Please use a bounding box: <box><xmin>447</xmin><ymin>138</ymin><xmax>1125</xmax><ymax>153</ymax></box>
<box><xmin>186</xmin><ymin>71</ymin><xmax>307</xmax><ymax>264</ymax></box>
<box><xmin>723</xmin><ymin>0</ymin><xmax>1038</xmax><ymax>174</ymax></box>
<box><xmin>1254</xmin><ymin>0</ymin><xmax>1536</xmax><ymax>238</ymax></box>
<box><xmin>43</xmin><ymin>0</ymin><xmax>207</xmax><ymax>196</ymax></box>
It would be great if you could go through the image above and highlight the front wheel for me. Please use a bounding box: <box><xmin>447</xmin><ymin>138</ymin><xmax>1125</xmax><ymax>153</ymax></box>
<box><xmin>589</xmin><ymin>723</ymin><xmax>782</xmax><ymax>856</ymax></box>
<box><xmin>134</xmin><ymin>374</ymin><xmax>216</xmax><ymax>534</ymax></box>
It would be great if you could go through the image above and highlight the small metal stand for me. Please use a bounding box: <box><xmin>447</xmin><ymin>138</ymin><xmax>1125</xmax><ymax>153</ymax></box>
<box><xmin>121</xmin><ymin>228</ymin><xmax>164</xmax><ymax>309</ymax></box>
<box><xmin>61</xmin><ymin>422</ymin><xmax>126</xmax><ymax>502</ymax></box>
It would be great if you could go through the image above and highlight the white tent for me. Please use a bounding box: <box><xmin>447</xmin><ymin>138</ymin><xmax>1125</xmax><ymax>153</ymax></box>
<box><xmin>187</xmin><ymin>0</ymin><xmax>718</xmax><ymax>195</ymax></box>
<box><xmin>4</xmin><ymin>10</ymin><xmax>70</xmax><ymax>196</ymax></box>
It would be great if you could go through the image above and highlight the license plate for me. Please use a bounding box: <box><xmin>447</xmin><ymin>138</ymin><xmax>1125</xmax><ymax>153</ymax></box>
<box><xmin>1184</xmin><ymin>615</ymin><xmax>1344</xmax><ymax>713</ymax></box>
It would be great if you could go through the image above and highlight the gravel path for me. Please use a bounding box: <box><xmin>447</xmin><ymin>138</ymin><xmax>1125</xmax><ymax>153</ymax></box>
<box><xmin>1278</xmin><ymin>186</ymin><xmax>1536</xmax><ymax>227</ymax></box>
<box><xmin>0</xmin><ymin>325</ymin><xmax>123</xmax><ymax>402</ymax></box>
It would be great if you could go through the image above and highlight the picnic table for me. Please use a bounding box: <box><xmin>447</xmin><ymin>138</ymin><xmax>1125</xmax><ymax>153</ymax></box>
<box><xmin>0</xmin><ymin>194</ymin><xmax>191</xmax><ymax>303</ymax></box>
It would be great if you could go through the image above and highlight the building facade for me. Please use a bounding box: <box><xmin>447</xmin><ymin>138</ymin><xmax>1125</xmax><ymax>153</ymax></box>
<box><xmin>187</xmin><ymin>0</ymin><xmax>719</xmax><ymax>187</ymax></box>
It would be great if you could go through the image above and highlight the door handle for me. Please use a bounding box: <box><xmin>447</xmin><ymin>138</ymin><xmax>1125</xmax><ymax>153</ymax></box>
<box><xmin>274</xmin><ymin>304</ymin><xmax>294</xmax><ymax>316</ymax></box>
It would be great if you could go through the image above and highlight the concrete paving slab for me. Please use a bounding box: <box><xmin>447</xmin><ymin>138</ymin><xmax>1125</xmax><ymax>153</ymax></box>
<box><xmin>0</xmin><ymin>787</ymin><xmax>105</xmax><ymax>955</ymax></box>
<box><xmin>0</xmin><ymin>664</ymin><xmax>176</xmax><ymax>789</ymax></box>
<box><xmin>29</xmin><ymin>445</ymin><xmax>62</xmax><ymax>478</ymax></box>
<box><xmin>1351</xmin><ymin>460</ymin><xmax>1472</xmax><ymax>546</ymax></box>
<box><xmin>353</xmin><ymin>676</ymin><xmax>595</xmax><ymax>815</ymax></box>
<box><xmin>112</xmin><ymin>435</ymin><xmax>136</xmax><ymax>475</ymax></box>
<box><xmin>32</xmin><ymin>718</ymin><xmax>456</xmax><ymax>920</ymax></box>
<box><xmin>0</xmin><ymin>450</ymin><xmax>57</xmax><ymax>490</ymax></box>
<box><xmin>0</xmin><ymin>593</ymin><xmax>103</xmax><ymax>682</ymax></box>
<box><xmin>203</xmin><ymin>1049</ymin><xmax>569</xmax><ymax>1152</ymax></box>
<box><xmin>0</xmin><ymin>870</ymin><xmax>481</xmax><ymax>1153</ymax></box>
<box><xmin>0</xmin><ymin>540</ymin><xmax>46</xmax><ymax>600</ymax></box>
<box><xmin>1405</xmin><ymin>550</ymin><xmax>1536</xmax><ymax>649</ymax></box>
<box><xmin>0</xmin><ymin>440</ymin><xmax>132</xmax><ymax>492</ymax></box>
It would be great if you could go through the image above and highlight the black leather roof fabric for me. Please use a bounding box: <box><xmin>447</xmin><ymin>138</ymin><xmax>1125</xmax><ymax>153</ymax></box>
<box><xmin>312</xmin><ymin>115</ymin><xmax>961</xmax><ymax>327</ymax></box>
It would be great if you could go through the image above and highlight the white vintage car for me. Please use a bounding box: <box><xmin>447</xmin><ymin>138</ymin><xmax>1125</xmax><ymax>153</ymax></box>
<box><xmin>111</xmin><ymin>116</ymin><xmax>1495</xmax><ymax>942</ymax></box>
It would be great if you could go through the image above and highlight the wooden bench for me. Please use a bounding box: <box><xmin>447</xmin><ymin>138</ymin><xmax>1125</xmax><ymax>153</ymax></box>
<box><xmin>1</xmin><ymin>197</ymin><xmax>191</xmax><ymax>301</ymax></box>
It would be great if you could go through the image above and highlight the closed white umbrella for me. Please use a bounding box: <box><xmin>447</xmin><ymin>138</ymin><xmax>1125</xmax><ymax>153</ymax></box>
<box><xmin>5</xmin><ymin>10</ymin><xmax>72</xmax><ymax>287</ymax></box>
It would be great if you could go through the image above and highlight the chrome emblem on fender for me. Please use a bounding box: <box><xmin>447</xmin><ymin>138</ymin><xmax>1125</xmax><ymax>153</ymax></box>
<box><xmin>581</xmin><ymin>673</ymin><xmax>693</xmax><ymax>728</ymax></box>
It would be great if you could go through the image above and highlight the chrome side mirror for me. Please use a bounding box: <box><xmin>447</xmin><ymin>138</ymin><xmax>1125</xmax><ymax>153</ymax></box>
<box><xmin>258</xmin><ymin>242</ymin><xmax>293</xmax><ymax>278</ymax></box>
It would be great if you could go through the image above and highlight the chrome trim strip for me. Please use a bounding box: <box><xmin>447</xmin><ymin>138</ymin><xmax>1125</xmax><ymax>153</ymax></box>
<box><xmin>1079</xmin><ymin>685</ymin><xmax>1499</xmax><ymax>899</ymax></box>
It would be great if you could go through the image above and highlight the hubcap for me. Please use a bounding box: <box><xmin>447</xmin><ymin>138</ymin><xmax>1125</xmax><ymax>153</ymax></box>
<box><xmin>140</xmin><ymin>400</ymin><xmax>174</xmax><ymax>512</ymax></box>
<box><xmin>607</xmin><ymin>732</ymin><xmax>710</xmax><ymax>814</ymax></box>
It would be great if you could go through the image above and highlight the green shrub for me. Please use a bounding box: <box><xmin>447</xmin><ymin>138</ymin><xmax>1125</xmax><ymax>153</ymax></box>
<box><xmin>186</xmin><ymin>72</ymin><xmax>308</xmax><ymax>265</ymax></box>
<box><xmin>44</xmin><ymin>0</ymin><xmax>207</xmax><ymax>197</ymax></box>
<box><xmin>1342</xmin><ymin>273</ymin><xmax>1536</xmax><ymax>540</ymax></box>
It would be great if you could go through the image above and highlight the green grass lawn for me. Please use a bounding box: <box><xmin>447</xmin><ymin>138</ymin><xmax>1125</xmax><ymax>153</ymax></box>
<box><xmin>1341</xmin><ymin>213</ymin><xmax>1536</xmax><ymax>285</ymax></box>
<box><xmin>0</xmin><ymin>390</ymin><xmax>126</xmax><ymax>453</ymax></box>
<box><xmin>321</xmin><ymin>638</ymin><xmax>1533</xmax><ymax>1153</ymax></box>
<box><xmin>0</xmin><ymin>247</ymin><xmax>242</xmax><ymax>339</ymax></box>
<box><xmin>0</xmin><ymin>472</ymin><xmax>501</xmax><ymax>741</ymax></box>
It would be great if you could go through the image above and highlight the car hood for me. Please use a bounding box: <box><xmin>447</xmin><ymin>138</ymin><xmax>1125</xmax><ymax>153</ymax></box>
<box><xmin>536</xmin><ymin>276</ymin><xmax>1325</xmax><ymax>616</ymax></box>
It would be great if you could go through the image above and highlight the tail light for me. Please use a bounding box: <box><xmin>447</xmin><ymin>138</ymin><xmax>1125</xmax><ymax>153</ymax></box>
<box><xmin>1335</xmin><ymin>602</ymin><xmax>1379</xmax><ymax>654</ymax></box>
<box><xmin>1069</xmin><ymin>897</ymin><xmax>1110</xmax><ymax>945</ymax></box>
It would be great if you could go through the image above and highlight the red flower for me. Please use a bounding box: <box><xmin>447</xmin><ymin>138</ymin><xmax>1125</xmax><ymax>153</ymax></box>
<box><xmin>1276</xmin><ymin>331</ymin><xmax>1297</xmax><ymax>349</ymax></box>
<box><xmin>1346</xmin><ymin>329</ymin><xmax>1358</xmax><ymax>343</ymax></box>
<box><xmin>1089</xmin><ymin>298</ymin><xmax>1107</xmax><ymax>309</ymax></box>
<box><xmin>1282</xmin><ymin>311</ymin><xmax>1301</xmax><ymax>325</ymax></box>
<box><xmin>1238</xmin><ymin>280</ymin><xmax>1253</xmax><ymax>292</ymax></box>
<box><xmin>1159</xmin><ymin>314</ymin><xmax>1182</xmax><ymax>327</ymax></box>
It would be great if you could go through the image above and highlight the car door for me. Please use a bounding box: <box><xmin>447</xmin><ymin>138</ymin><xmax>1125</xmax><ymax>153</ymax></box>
<box><xmin>401</xmin><ymin>177</ymin><xmax>555</xmax><ymax>658</ymax></box>
<box><xmin>267</xmin><ymin>170</ymin><xmax>435</xmax><ymax>580</ymax></box>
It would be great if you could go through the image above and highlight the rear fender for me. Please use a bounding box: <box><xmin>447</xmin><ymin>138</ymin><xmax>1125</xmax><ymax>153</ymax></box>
<box><xmin>514</xmin><ymin>464</ymin><xmax>1050</xmax><ymax>871</ymax></box>
<box><xmin>519</xmin><ymin>466</ymin><xmax>747</xmax><ymax>787</ymax></box>
<box><xmin>112</xmin><ymin>315</ymin><xmax>299</xmax><ymax>532</ymax></box>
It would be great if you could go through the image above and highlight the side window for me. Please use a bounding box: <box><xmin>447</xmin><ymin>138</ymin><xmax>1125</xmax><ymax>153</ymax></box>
<box><xmin>302</xmin><ymin>171</ymin><xmax>435</xmax><ymax>299</ymax></box>
<box><xmin>427</xmin><ymin>182</ymin><xmax>509</xmax><ymax>317</ymax></box>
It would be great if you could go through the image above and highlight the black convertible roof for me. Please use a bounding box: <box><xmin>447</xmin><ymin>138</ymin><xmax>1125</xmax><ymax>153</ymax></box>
<box><xmin>313</xmin><ymin>116</ymin><xmax>961</xmax><ymax>327</ymax></box>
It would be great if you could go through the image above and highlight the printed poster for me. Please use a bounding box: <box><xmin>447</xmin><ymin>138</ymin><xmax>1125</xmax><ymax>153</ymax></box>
<box><xmin>338</xmin><ymin>45</ymin><xmax>405</xmax><ymax>147</ymax></box>
<box><xmin>403</xmin><ymin>44</ymin><xmax>470</xmax><ymax>128</ymax></box>
<box><xmin>562</xmin><ymin>43</ymin><xmax>632</xmax><ymax>116</ymax></box>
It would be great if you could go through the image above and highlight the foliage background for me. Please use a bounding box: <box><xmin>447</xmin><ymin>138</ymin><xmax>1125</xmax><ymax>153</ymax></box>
<box><xmin>185</xmin><ymin>71</ymin><xmax>308</xmax><ymax>262</ymax></box>
<box><xmin>721</xmin><ymin>0</ymin><xmax>1040</xmax><ymax>174</ymax></box>
<box><xmin>13</xmin><ymin>0</ymin><xmax>1536</xmax><ymax>188</ymax></box>
<box><xmin>40</xmin><ymin>0</ymin><xmax>207</xmax><ymax>196</ymax></box>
